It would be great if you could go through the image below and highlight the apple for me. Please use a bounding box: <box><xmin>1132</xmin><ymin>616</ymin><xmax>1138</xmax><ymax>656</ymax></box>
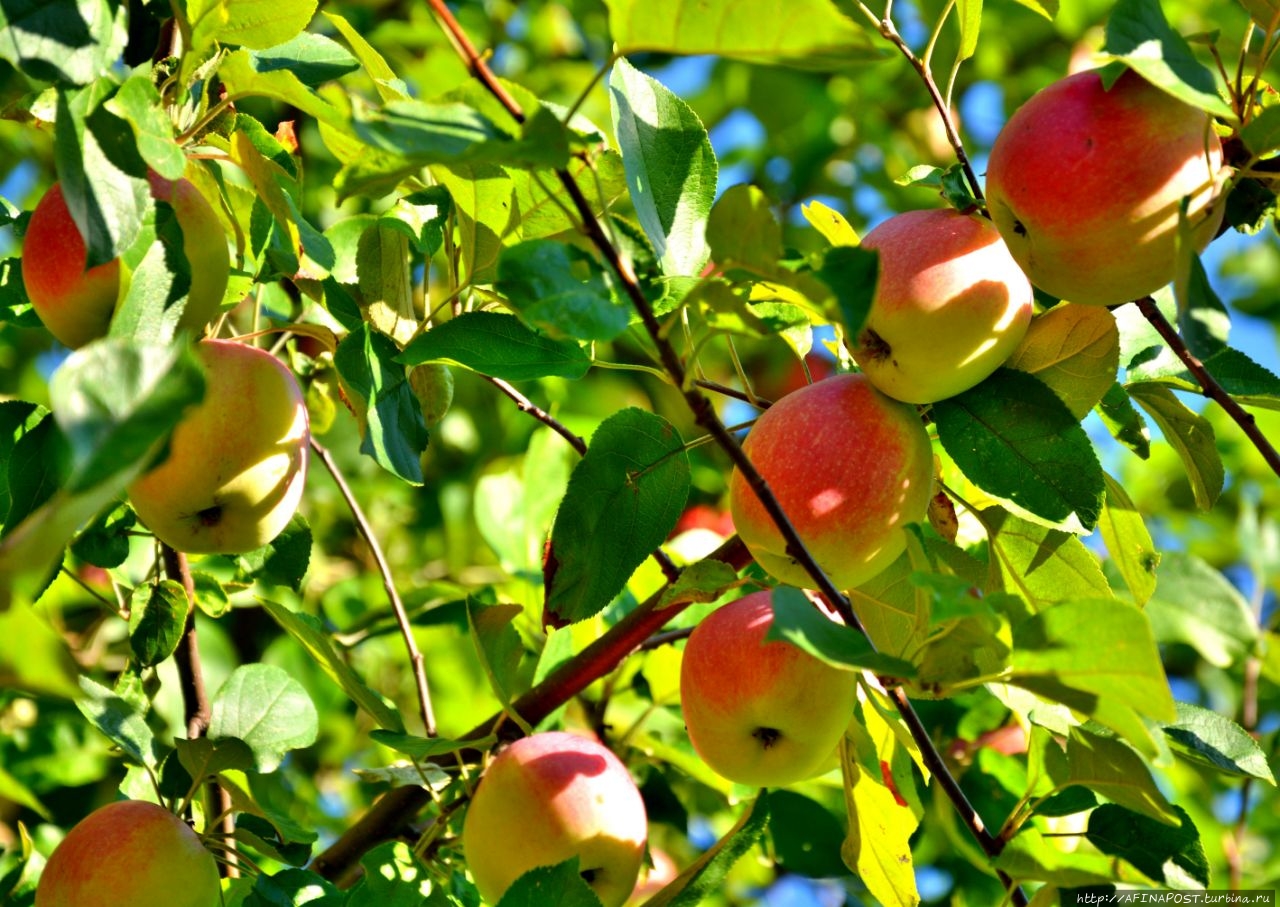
<box><xmin>462</xmin><ymin>731</ymin><xmax>648</xmax><ymax>907</ymax></box>
<box><xmin>680</xmin><ymin>590</ymin><xmax>858</xmax><ymax>787</ymax></box>
<box><xmin>727</xmin><ymin>373</ymin><xmax>933</xmax><ymax>591</ymax></box>
<box><xmin>985</xmin><ymin>67</ymin><xmax>1225</xmax><ymax>307</ymax></box>
<box><xmin>127</xmin><ymin>339</ymin><xmax>309</xmax><ymax>555</ymax></box>
<box><xmin>626</xmin><ymin>847</ymin><xmax>678</xmax><ymax>905</ymax></box>
<box><xmin>850</xmin><ymin>208</ymin><xmax>1034</xmax><ymax>403</ymax></box>
<box><xmin>22</xmin><ymin>172</ymin><xmax>230</xmax><ymax>349</ymax></box>
<box><xmin>35</xmin><ymin>800</ymin><xmax>220</xmax><ymax>907</ymax></box>
<box><xmin>670</xmin><ymin>503</ymin><xmax>735</xmax><ymax>540</ymax></box>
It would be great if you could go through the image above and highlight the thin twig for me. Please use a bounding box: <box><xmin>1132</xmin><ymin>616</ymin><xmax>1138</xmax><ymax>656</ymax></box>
<box><xmin>161</xmin><ymin>545</ymin><xmax>239</xmax><ymax>877</ymax></box>
<box><xmin>1135</xmin><ymin>297</ymin><xmax>1280</xmax><ymax>480</ymax></box>
<box><xmin>693</xmin><ymin>378</ymin><xmax>773</xmax><ymax>409</ymax></box>
<box><xmin>854</xmin><ymin>1</ymin><xmax>983</xmax><ymax>201</ymax></box>
<box><xmin>483</xmin><ymin>376</ymin><xmax>683</xmax><ymax>584</ymax></box>
<box><xmin>310</xmin><ymin>440</ymin><xmax>438</xmax><ymax>737</ymax></box>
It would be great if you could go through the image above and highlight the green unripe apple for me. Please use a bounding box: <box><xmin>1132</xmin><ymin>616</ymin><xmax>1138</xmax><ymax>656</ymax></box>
<box><xmin>127</xmin><ymin>339</ymin><xmax>309</xmax><ymax>555</ymax></box>
<box><xmin>35</xmin><ymin>800</ymin><xmax>220</xmax><ymax>907</ymax></box>
<box><xmin>22</xmin><ymin>173</ymin><xmax>229</xmax><ymax>349</ymax></box>
<box><xmin>462</xmin><ymin>731</ymin><xmax>648</xmax><ymax>907</ymax></box>
<box><xmin>728</xmin><ymin>373</ymin><xmax>934</xmax><ymax>591</ymax></box>
<box><xmin>985</xmin><ymin>67</ymin><xmax>1225</xmax><ymax>307</ymax></box>
<box><xmin>680</xmin><ymin>589</ymin><xmax>858</xmax><ymax>787</ymax></box>
<box><xmin>851</xmin><ymin>208</ymin><xmax>1033</xmax><ymax>404</ymax></box>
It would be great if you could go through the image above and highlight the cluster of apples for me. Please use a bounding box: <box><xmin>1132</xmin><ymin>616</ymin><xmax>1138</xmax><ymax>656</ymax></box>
<box><xmin>22</xmin><ymin>173</ymin><xmax>309</xmax><ymax>556</ymax></box>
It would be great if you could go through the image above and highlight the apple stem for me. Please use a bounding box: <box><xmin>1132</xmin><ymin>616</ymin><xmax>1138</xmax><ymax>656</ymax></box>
<box><xmin>310</xmin><ymin>439</ymin><xmax>440</xmax><ymax>738</ymax></box>
<box><xmin>1136</xmin><ymin>296</ymin><xmax>1280</xmax><ymax>480</ymax></box>
<box><xmin>161</xmin><ymin>543</ymin><xmax>240</xmax><ymax>878</ymax></box>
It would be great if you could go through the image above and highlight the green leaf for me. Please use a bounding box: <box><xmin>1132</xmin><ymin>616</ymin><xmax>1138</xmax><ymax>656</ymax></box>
<box><xmin>544</xmin><ymin>409</ymin><xmax>690</xmax><ymax>624</ymax></box>
<box><xmin>55</xmin><ymin>89</ymin><xmax>151</xmax><ymax>269</ymax></box>
<box><xmin>802</xmin><ymin>199</ymin><xmax>860</xmax><ymax>246</ymax></box>
<box><xmin>1066</xmin><ymin>728</ymin><xmax>1178</xmax><ymax>824</ymax></box>
<box><xmin>260</xmin><ymin>599</ymin><xmax>404</xmax><ymax>732</ymax></box>
<box><xmin>994</xmin><ymin>827</ymin><xmax>1139</xmax><ymax>887</ymax></box>
<box><xmin>1145</xmin><ymin>553</ymin><xmax>1257</xmax><ymax>668</ymax></box>
<box><xmin>0</xmin><ymin>0</ymin><xmax>128</xmax><ymax>86</ymax></box>
<box><xmin>208</xmin><ymin>663</ymin><xmax>320</xmax><ymax>772</ymax></box>
<box><xmin>76</xmin><ymin>675</ymin><xmax>159</xmax><ymax>767</ymax></box>
<box><xmin>497</xmin><ymin>240</ymin><xmax>629</xmax><ymax>341</ymax></box>
<box><xmin>127</xmin><ymin>580</ymin><xmax>189</xmax><ymax>668</ymax></box>
<box><xmin>983</xmin><ymin>508</ymin><xmax>1112</xmax><ymax>611</ymax></box>
<box><xmin>656</xmin><ymin>560</ymin><xmax>742</xmax><ymax>610</ymax></box>
<box><xmin>640</xmin><ymin>794</ymin><xmax>770</xmax><ymax>907</ymax></box>
<box><xmin>320</xmin><ymin>11</ymin><xmax>406</xmax><ymax>102</ymax></box>
<box><xmin>957</xmin><ymin>0</ymin><xmax>983</xmax><ymax>60</ymax></box>
<box><xmin>2</xmin><ymin>411</ymin><xmax>69</xmax><ymax>537</ymax></box>
<box><xmin>432</xmin><ymin>164</ymin><xmax>514</xmax><ymax>283</ymax></box>
<box><xmin>819</xmin><ymin>245</ymin><xmax>878</xmax><ymax>340</ymax></box>
<box><xmin>216</xmin><ymin>49</ymin><xmax>347</xmax><ymax>131</ymax></box>
<box><xmin>0</xmin><ymin>257</ymin><xmax>41</xmax><ymax>329</ymax></box>
<box><xmin>49</xmin><ymin>338</ymin><xmax>206</xmax><ymax>493</ymax></box>
<box><xmin>335</xmin><ymin>324</ymin><xmax>428</xmax><ymax>485</ymax></box>
<box><xmin>70</xmin><ymin>503</ymin><xmax>136</xmax><ymax>569</ymax></box>
<box><xmin>609</xmin><ymin>57</ymin><xmax>717</xmax><ymax>277</ymax></box>
<box><xmin>346</xmin><ymin>842</ymin><xmax>438</xmax><ymax>907</ymax></box>
<box><xmin>236</xmin><ymin>514</ymin><xmax>312</xmax><ymax>591</ymax></box>
<box><xmin>0</xmin><ymin>600</ymin><xmax>81</xmax><ymax>698</ymax></box>
<box><xmin>1100</xmin><ymin>0</ymin><xmax>1234</xmax><ymax>119</ymax></box>
<box><xmin>496</xmin><ymin>859</ymin><xmax>603</xmax><ymax>907</ymax></box>
<box><xmin>1163</xmin><ymin>702</ymin><xmax>1275</xmax><ymax>783</ymax></box>
<box><xmin>466</xmin><ymin>598</ymin><xmax>529</xmax><ymax>730</ymax></box>
<box><xmin>398</xmin><ymin>311</ymin><xmax>591</xmax><ymax>381</ymax></box>
<box><xmin>369</xmin><ymin>731</ymin><xmax>495</xmax><ymax>761</ymax></box>
<box><xmin>191</xmin><ymin>0</ymin><xmax>319</xmax><ymax>51</ymax></box>
<box><xmin>605</xmin><ymin>0</ymin><xmax>883</xmax><ymax>68</ymax></box>
<box><xmin>249</xmin><ymin>32</ymin><xmax>359</xmax><ymax>87</ymax></box>
<box><xmin>842</xmin><ymin>719</ymin><xmax>921</xmax><ymax>907</ymax></box>
<box><xmin>0</xmin><ymin>763</ymin><xmax>49</xmax><ymax>821</ymax></box>
<box><xmin>934</xmin><ymin>369</ymin><xmax>1104</xmax><ymax>530</ymax></box>
<box><xmin>768</xmin><ymin>790</ymin><xmax>849</xmax><ymax>878</ymax></box>
<box><xmin>706</xmin><ymin>185</ymin><xmax>782</xmax><ymax>275</ymax></box>
<box><xmin>1010</xmin><ymin>599</ymin><xmax>1177</xmax><ymax>756</ymax></box>
<box><xmin>1125</xmin><ymin>383</ymin><xmax>1223</xmax><ymax>510</ymax></box>
<box><xmin>1010</xmin><ymin>0</ymin><xmax>1057</xmax><ymax>17</ymax></box>
<box><xmin>766</xmin><ymin>586</ymin><xmax>916</xmax><ymax>677</ymax></box>
<box><xmin>1242</xmin><ymin>104</ymin><xmax>1280</xmax><ymax>157</ymax></box>
<box><xmin>1098</xmin><ymin>473</ymin><xmax>1159</xmax><ymax>607</ymax></box>
<box><xmin>1095</xmin><ymin>383</ymin><xmax>1151</xmax><ymax>459</ymax></box>
<box><xmin>104</xmin><ymin>76</ymin><xmax>186</xmax><ymax>180</ymax></box>
<box><xmin>1006</xmin><ymin>306</ymin><xmax>1120</xmax><ymax>420</ymax></box>
<box><xmin>173</xmin><ymin>736</ymin><xmax>257</xmax><ymax>780</ymax></box>
<box><xmin>1086</xmin><ymin>804</ymin><xmax>1209</xmax><ymax>888</ymax></box>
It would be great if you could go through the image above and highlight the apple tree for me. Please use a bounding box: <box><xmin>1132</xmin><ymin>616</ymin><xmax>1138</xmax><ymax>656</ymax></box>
<box><xmin>0</xmin><ymin>0</ymin><xmax>1278</xmax><ymax>904</ymax></box>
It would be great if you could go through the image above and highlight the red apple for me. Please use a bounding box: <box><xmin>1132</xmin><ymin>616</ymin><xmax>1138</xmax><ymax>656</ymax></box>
<box><xmin>851</xmin><ymin>208</ymin><xmax>1033</xmax><ymax>403</ymax></box>
<box><xmin>462</xmin><ymin>731</ymin><xmax>648</xmax><ymax>907</ymax></box>
<box><xmin>670</xmin><ymin>504</ymin><xmax>735</xmax><ymax>540</ymax></box>
<box><xmin>985</xmin><ymin>68</ymin><xmax>1225</xmax><ymax>307</ymax></box>
<box><xmin>728</xmin><ymin>373</ymin><xmax>934</xmax><ymax>591</ymax></box>
<box><xmin>127</xmin><ymin>339</ymin><xmax>309</xmax><ymax>555</ymax></box>
<box><xmin>35</xmin><ymin>800</ymin><xmax>220</xmax><ymax>907</ymax></box>
<box><xmin>680</xmin><ymin>590</ymin><xmax>858</xmax><ymax>787</ymax></box>
<box><xmin>22</xmin><ymin>173</ymin><xmax>229</xmax><ymax>348</ymax></box>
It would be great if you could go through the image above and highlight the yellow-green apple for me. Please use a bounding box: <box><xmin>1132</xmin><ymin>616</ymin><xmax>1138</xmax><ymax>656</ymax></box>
<box><xmin>850</xmin><ymin>208</ymin><xmax>1033</xmax><ymax>403</ymax></box>
<box><xmin>680</xmin><ymin>590</ymin><xmax>858</xmax><ymax>787</ymax></box>
<box><xmin>22</xmin><ymin>173</ymin><xmax>229</xmax><ymax>348</ymax></box>
<box><xmin>985</xmin><ymin>67</ymin><xmax>1225</xmax><ymax>306</ymax></box>
<box><xmin>36</xmin><ymin>800</ymin><xmax>220</xmax><ymax>907</ymax></box>
<box><xmin>462</xmin><ymin>731</ymin><xmax>648</xmax><ymax>907</ymax></box>
<box><xmin>127</xmin><ymin>339</ymin><xmax>309</xmax><ymax>554</ymax></box>
<box><xmin>728</xmin><ymin>373</ymin><xmax>933</xmax><ymax>591</ymax></box>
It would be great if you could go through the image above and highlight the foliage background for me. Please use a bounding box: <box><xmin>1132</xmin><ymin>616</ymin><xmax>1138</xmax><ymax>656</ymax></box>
<box><xmin>0</xmin><ymin>0</ymin><xmax>1277</xmax><ymax>905</ymax></box>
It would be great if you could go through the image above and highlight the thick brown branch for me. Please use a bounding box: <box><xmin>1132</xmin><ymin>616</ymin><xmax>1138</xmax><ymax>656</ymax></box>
<box><xmin>161</xmin><ymin>545</ymin><xmax>238</xmax><ymax>877</ymax></box>
<box><xmin>311</xmin><ymin>440</ymin><xmax>438</xmax><ymax>737</ymax></box>
<box><xmin>1135</xmin><ymin>297</ymin><xmax>1280</xmax><ymax>479</ymax></box>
